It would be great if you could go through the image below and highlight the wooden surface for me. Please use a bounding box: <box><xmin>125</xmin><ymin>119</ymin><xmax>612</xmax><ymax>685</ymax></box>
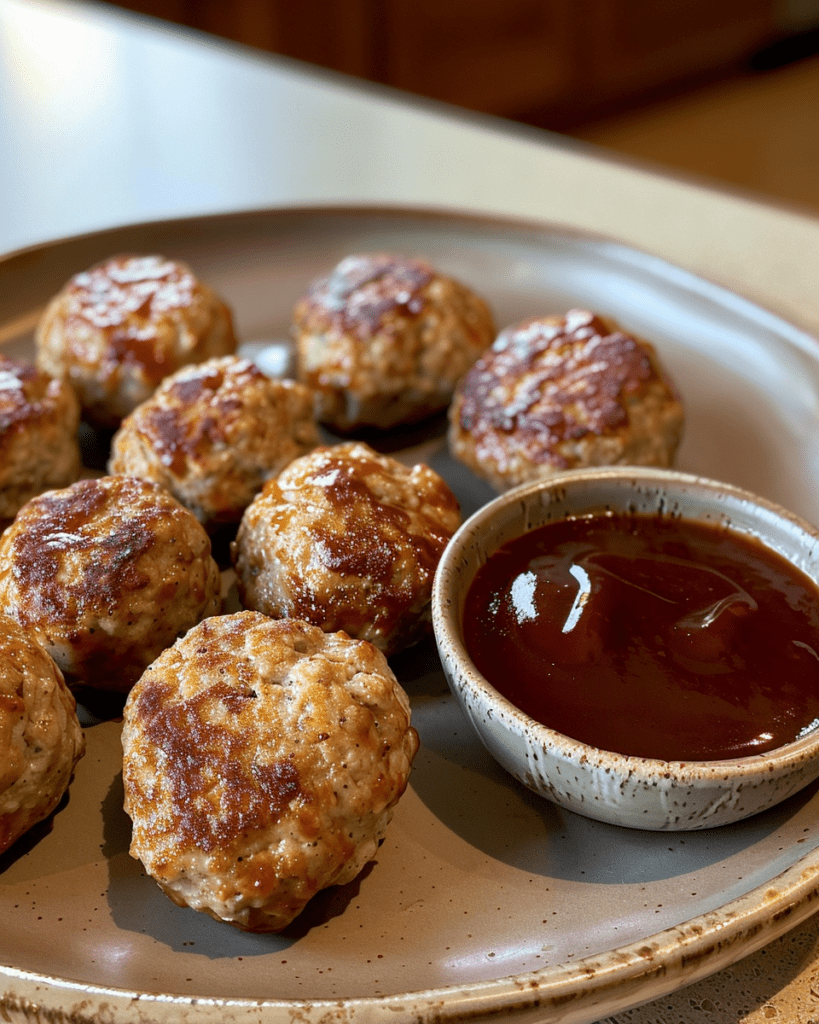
<box><xmin>572</xmin><ymin>49</ymin><xmax>819</xmax><ymax>215</ymax></box>
<box><xmin>103</xmin><ymin>0</ymin><xmax>779</xmax><ymax>124</ymax></box>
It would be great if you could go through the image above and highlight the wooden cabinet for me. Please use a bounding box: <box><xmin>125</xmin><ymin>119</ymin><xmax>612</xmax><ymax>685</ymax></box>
<box><xmin>575</xmin><ymin>0</ymin><xmax>778</xmax><ymax>109</ymax></box>
<box><xmin>105</xmin><ymin>0</ymin><xmax>779</xmax><ymax>128</ymax></box>
<box><xmin>196</xmin><ymin>1</ymin><xmax>378</xmax><ymax>79</ymax></box>
<box><xmin>377</xmin><ymin>0</ymin><xmax>578</xmax><ymax>118</ymax></box>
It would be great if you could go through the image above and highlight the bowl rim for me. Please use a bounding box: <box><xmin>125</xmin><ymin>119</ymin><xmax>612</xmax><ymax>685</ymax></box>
<box><xmin>432</xmin><ymin>465</ymin><xmax>819</xmax><ymax>781</ymax></box>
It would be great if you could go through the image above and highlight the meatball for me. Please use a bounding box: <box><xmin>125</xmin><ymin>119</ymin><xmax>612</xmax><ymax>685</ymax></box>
<box><xmin>0</xmin><ymin>355</ymin><xmax>81</xmax><ymax>521</ymax></box>
<box><xmin>0</xmin><ymin>475</ymin><xmax>222</xmax><ymax>692</ymax></box>
<box><xmin>449</xmin><ymin>309</ymin><xmax>685</xmax><ymax>492</ymax></box>
<box><xmin>108</xmin><ymin>355</ymin><xmax>320</xmax><ymax>529</ymax></box>
<box><xmin>231</xmin><ymin>442</ymin><xmax>461</xmax><ymax>656</ymax></box>
<box><xmin>292</xmin><ymin>253</ymin><xmax>495</xmax><ymax>431</ymax></box>
<box><xmin>0</xmin><ymin>613</ymin><xmax>85</xmax><ymax>855</ymax></box>
<box><xmin>121</xmin><ymin>612</ymin><xmax>419</xmax><ymax>932</ymax></box>
<box><xmin>35</xmin><ymin>254</ymin><xmax>237</xmax><ymax>428</ymax></box>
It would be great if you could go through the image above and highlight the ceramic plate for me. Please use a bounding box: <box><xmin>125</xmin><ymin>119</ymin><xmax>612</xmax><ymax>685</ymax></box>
<box><xmin>3</xmin><ymin>206</ymin><xmax>819</xmax><ymax>1024</ymax></box>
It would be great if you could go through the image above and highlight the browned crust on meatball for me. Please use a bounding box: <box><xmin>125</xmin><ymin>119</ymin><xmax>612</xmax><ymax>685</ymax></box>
<box><xmin>0</xmin><ymin>475</ymin><xmax>222</xmax><ymax>691</ymax></box>
<box><xmin>122</xmin><ymin>612</ymin><xmax>419</xmax><ymax>932</ymax></box>
<box><xmin>449</xmin><ymin>309</ymin><xmax>685</xmax><ymax>492</ymax></box>
<box><xmin>296</xmin><ymin>252</ymin><xmax>436</xmax><ymax>335</ymax></box>
<box><xmin>0</xmin><ymin>356</ymin><xmax>81</xmax><ymax>520</ymax></box>
<box><xmin>35</xmin><ymin>254</ymin><xmax>237</xmax><ymax>428</ymax></box>
<box><xmin>231</xmin><ymin>442</ymin><xmax>461</xmax><ymax>656</ymax></box>
<box><xmin>108</xmin><ymin>356</ymin><xmax>320</xmax><ymax>528</ymax></box>
<box><xmin>0</xmin><ymin>613</ymin><xmax>85</xmax><ymax>854</ymax></box>
<box><xmin>292</xmin><ymin>253</ymin><xmax>495</xmax><ymax>431</ymax></box>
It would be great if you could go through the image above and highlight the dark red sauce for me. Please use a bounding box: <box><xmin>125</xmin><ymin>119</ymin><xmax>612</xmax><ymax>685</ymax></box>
<box><xmin>463</xmin><ymin>513</ymin><xmax>819</xmax><ymax>761</ymax></box>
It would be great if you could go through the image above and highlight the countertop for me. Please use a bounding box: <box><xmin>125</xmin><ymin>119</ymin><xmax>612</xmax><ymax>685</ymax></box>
<box><xmin>2</xmin><ymin>1</ymin><xmax>819</xmax><ymax>1022</ymax></box>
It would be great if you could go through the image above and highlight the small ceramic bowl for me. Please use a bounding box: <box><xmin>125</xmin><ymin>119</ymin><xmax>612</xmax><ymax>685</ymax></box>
<box><xmin>432</xmin><ymin>467</ymin><xmax>819</xmax><ymax>830</ymax></box>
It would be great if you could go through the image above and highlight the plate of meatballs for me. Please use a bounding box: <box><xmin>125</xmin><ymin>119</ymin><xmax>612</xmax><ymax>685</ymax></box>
<box><xmin>2</xmin><ymin>205</ymin><xmax>819</xmax><ymax>1024</ymax></box>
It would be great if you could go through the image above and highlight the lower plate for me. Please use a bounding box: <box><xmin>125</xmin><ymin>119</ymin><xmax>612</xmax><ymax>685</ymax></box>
<box><xmin>2</xmin><ymin>205</ymin><xmax>819</xmax><ymax>1024</ymax></box>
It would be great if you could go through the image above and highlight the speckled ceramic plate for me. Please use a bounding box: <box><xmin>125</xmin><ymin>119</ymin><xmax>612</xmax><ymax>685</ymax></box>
<box><xmin>3</xmin><ymin>206</ymin><xmax>819</xmax><ymax>1024</ymax></box>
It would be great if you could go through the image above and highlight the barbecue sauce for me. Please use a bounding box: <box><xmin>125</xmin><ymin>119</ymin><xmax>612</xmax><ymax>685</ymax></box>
<box><xmin>463</xmin><ymin>513</ymin><xmax>819</xmax><ymax>761</ymax></box>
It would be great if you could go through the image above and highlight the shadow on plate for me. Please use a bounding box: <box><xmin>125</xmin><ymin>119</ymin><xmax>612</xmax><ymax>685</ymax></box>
<box><xmin>0</xmin><ymin>787</ymin><xmax>74</xmax><ymax>874</ymax></box>
<box><xmin>404</xmin><ymin>653</ymin><xmax>819</xmax><ymax>887</ymax></box>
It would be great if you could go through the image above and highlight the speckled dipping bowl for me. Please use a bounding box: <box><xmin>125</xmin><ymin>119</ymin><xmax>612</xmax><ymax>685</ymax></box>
<box><xmin>432</xmin><ymin>467</ymin><xmax>819</xmax><ymax>831</ymax></box>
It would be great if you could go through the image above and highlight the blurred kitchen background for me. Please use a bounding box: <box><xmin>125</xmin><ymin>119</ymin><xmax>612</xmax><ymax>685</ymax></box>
<box><xmin>104</xmin><ymin>0</ymin><xmax>819</xmax><ymax>215</ymax></box>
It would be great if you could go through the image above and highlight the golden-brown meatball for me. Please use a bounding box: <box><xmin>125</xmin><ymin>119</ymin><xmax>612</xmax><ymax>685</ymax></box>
<box><xmin>231</xmin><ymin>442</ymin><xmax>461</xmax><ymax>657</ymax></box>
<box><xmin>35</xmin><ymin>254</ymin><xmax>237</xmax><ymax>428</ymax></box>
<box><xmin>449</xmin><ymin>309</ymin><xmax>685</xmax><ymax>492</ymax></box>
<box><xmin>0</xmin><ymin>475</ymin><xmax>222</xmax><ymax>692</ymax></box>
<box><xmin>0</xmin><ymin>355</ymin><xmax>81</xmax><ymax>521</ymax></box>
<box><xmin>108</xmin><ymin>355</ymin><xmax>320</xmax><ymax>529</ymax></box>
<box><xmin>0</xmin><ymin>613</ymin><xmax>85</xmax><ymax>855</ymax></box>
<box><xmin>122</xmin><ymin>612</ymin><xmax>419</xmax><ymax>932</ymax></box>
<box><xmin>292</xmin><ymin>253</ymin><xmax>495</xmax><ymax>431</ymax></box>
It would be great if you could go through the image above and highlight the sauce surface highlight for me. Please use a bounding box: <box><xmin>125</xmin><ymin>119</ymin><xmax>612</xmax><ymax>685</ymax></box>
<box><xmin>463</xmin><ymin>513</ymin><xmax>819</xmax><ymax>761</ymax></box>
